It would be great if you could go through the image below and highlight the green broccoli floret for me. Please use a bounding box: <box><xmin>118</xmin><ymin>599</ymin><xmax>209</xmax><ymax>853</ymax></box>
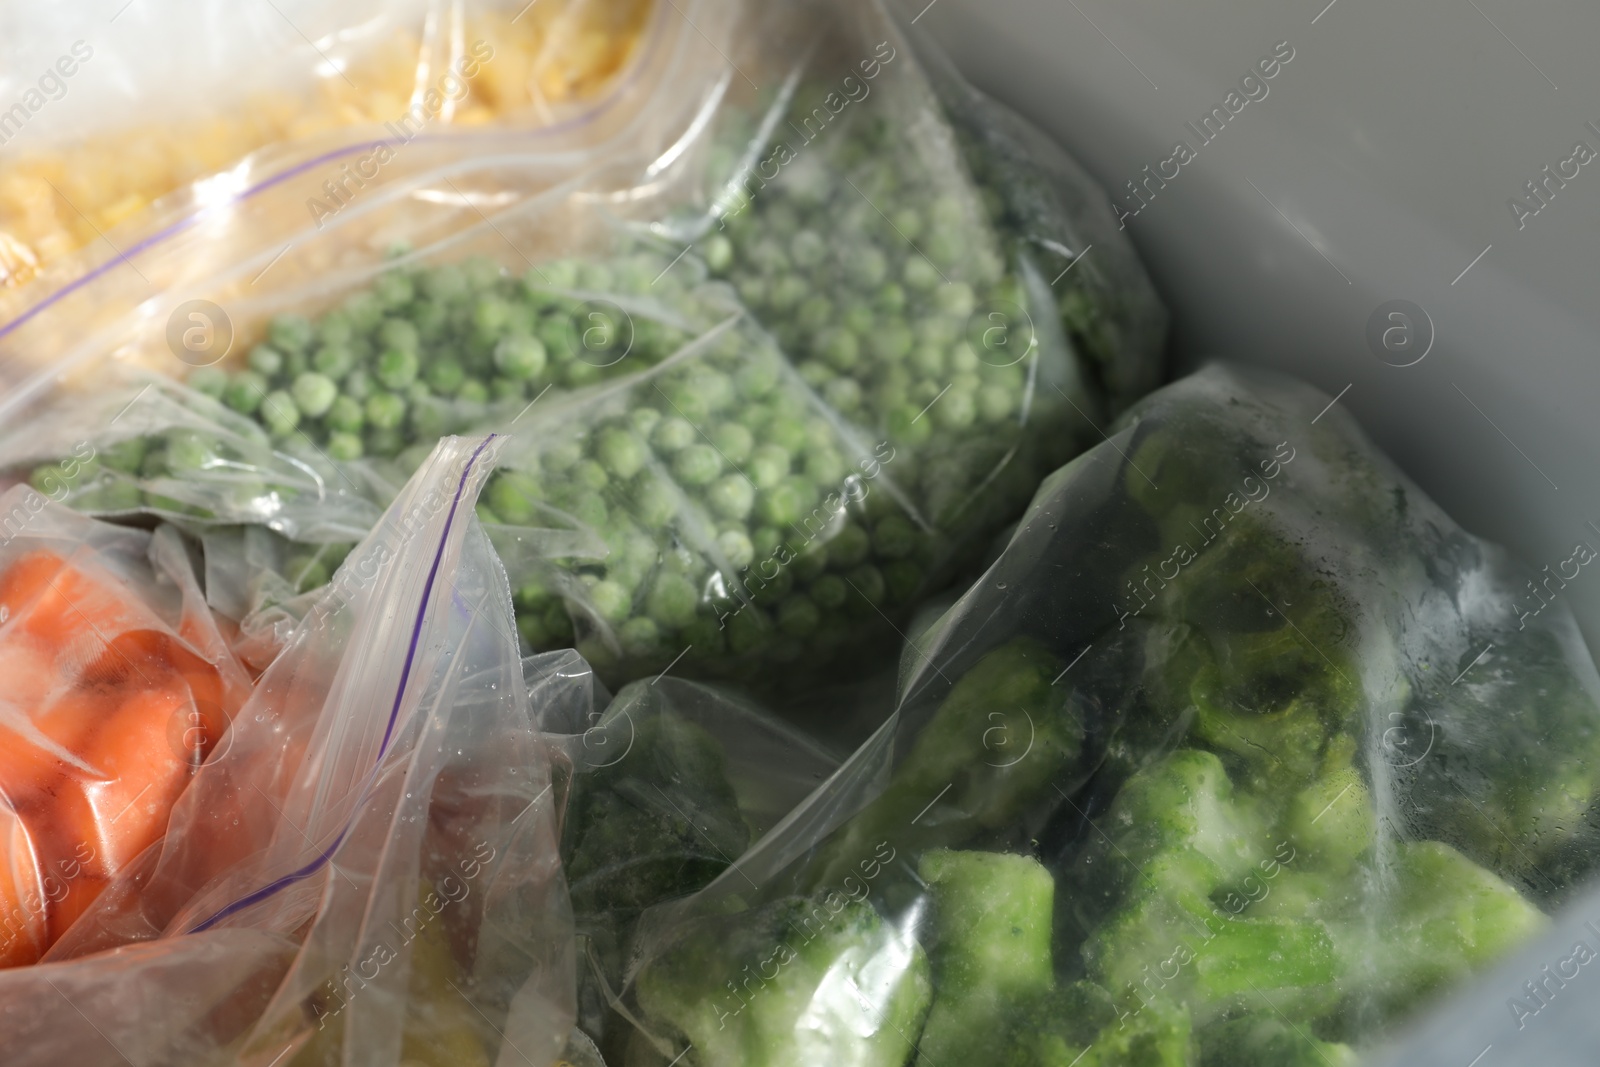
<box><xmin>1198</xmin><ymin>1016</ymin><xmax>1357</xmax><ymax>1067</ymax></box>
<box><xmin>1329</xmin><ymin>840</ymin><xmax>1547</xmax><ymax>1023</ymax></box>
<box><xmin>563</xmin><ymin>709</ymin><xmax>749</xmax><ymax>918</ymax></box>
<box><xmin>808</xmin><ymin>641</ymin><xmax>1080</xmax><ymax>888</ymax></box>
<box><xmin>915</xmin><ymin>849</ymin><xmax>1055</xmax><ymax>1066</ymax></box>
<box><xmin>634</xmin><ymin>895</ymin><xmax>933</xmax><ymax>1067</ymax></box>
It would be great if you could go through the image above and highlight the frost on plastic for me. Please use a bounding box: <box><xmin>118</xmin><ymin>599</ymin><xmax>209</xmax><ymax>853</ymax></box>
<box><xmin>0</xmin><ymin>436</ymin><xmax>576</xmax><ymax>1067</ymax></box>
<box><xmin>609</xmin><ymin>364</ymin><xmax>1600</xmax><ymax>1066</ymax></box>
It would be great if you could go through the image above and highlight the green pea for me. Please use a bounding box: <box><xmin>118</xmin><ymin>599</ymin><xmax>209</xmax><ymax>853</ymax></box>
<box><xmin>937</xmin><ymin>282</ymin><xmax>977</xmax><ymax>318</ymax></box>
<box><xmin>902</xmin><ymin>256</ymin><xmax>941</xmax><ymax>291</ymax></box>
<box><xmin>342</xmin><ymin>368</ymin><xmax>374</xmax><ymax>402</ymax></box>
<box><xmin>887</xmin><ymin>403</ymin><xmax>933</xmax><ymax>446</ymax></box>
<box><xmin>223</xmin><ymin>370</ymin><xmax>268</xmax><ymax>414</ymax></box>
<box><xmin>375</xmin><ymin>348</ymin><xmax>419</xmax><ymax>390</ymax></box>
<box><xmin>312</xmin><ymin>344</ymin><xmax>356</xmax><ymax>381</ymax></box>
<box><xmin>652</xmin><ymin>417</ymin><xmax>697</xmax><ymax>454</ymax></box>
<box><xmin>102</xmin><ymin>437</ymin><xmax>147</xmax><ymax>474</ymax></box>
<box><xmin>248</xmin><ymin>344</ymin><xmax>285</xmax><ymax>378</ymax></box>
<box><xmin>871</xmin><ymin>514</ymin><xmax>918</xmax><ymax>559</ymax></box>
<box><xmin>291</xmin><ymin>372</ymin><xmax>337</xmax><ymax>418</ymax></box>
<box><xmin>735</xmin><ymin>360</ymin><xmax>779</xmax><ymax>401</ymax></box>
<box><xmin>409</xmin><ymin>397</ymin><xmax>448</xmax><ymax>440</ymax></box>
<box><xmin>629</xmin><ymin>407</ymin><xmax>663</xmax><ymax>439</ymax></box>
<box><xmin>425</xmin><ymin>358</ymin><xmax>466</xmax><ymax>396</ymax></box>
<box><xmin>725</xmin><ymin>608</ymin><xmax>770</xmax><ymax>655</ymax></box>
<box><xmin>796</xmin><ymin>295</ymin><xmax>833</xmax><ymax>334</ymax></box>
<box><xmin>822</xmin><ymin>377</ymin><xmax>862</xmax><ymax>414</ymax></box>
<box><xmin>890</xmin><ymin>207</ymin><xmax>923</xmax><ymax>240</ymax></box>
<box><xmin>377</xmin><ymin>318</ymin><xmax>421</xmax><ymax>355</ymax></box>
<box><xmin>846</xmin><ymin>246</ymin><xmax>889</xmax><ymax>288</ymax></box>
<box><xmin>619</xmin><ymin>617</ymin><xmax>662</xmax><ymax>656</ymax></box>
<box><xmin>775</xmin><ymin>594</ymin><xmax>821</xmax><ymax>638</ymax></box>
<box><xmin>633</xmin><ymin>474</ymin><xmax>678</xmax><ymax>528</ymax></box>
<box><xmin>758</xmin><ymin>476</ymin><xmax>812</xmax><ymax>526</ymax></box>
<box><xmin>798</xmin><ymin>361</ymin><xmax>832</xmax><ymax>389</ymax></box>
<box><xmin>791</xmin><ymin>229</ymin><xmax>827</xmax><ymax>269</ymax></box>
<box><xmin>811</xmin><ymin>573</ymin><xmax>848</xmax><ymax>610</ymax></box>
<box><xmin>268</xmin><ymin>313</ymin><xmax>315</xmax><ymax>353</ymax></box>
<box><xmin>596</xmin><ymin>427</ymin><xmax>646</xmax><ymax>480</ymax></box>
<box><xmin>283</xmin><ymin>349</ymin><xmax>309</xmax><ymax>379</ymax></box>
<box><xmin>488</xmin><ymin>471</ymin><xmax>540</xmax><ymax>524</ymax></box>
<box><xmin>260</xmin><ymin>390</ymin><xmax>300</xmax><ymax>435</ymax></box>
<box><xmin>188</xmin><ymin>366</ymin><xmax>227</xmax><ymax>400</ymax></box>
<box><xmin>495</xmin><ymin>334</ymin><xmax>547</xmax><ymax>380</ymax></box>
<box><xmin>884</xmin><ymin>559</ymin><xmax>924</xmax><ymax>604</ymax></box>
<box><xmin>870</xmin><ymin>323</ymin><xmax>914</xmax><ymax>363</ymax></box>
<box><xmin>978</xmin><ymin>384</ymin><xmax>1015</xmax><ymax>423</ymax></box>
<box><xmin>735</xmin><ymin>276</ymin><xmax>767</xmax><ymax>307</ymax></box>
<box><xmin>846</xmin><ymin>564</ymin><xmax>886</xmax><ymax>610</ymax></box>
<box><xmin>842</xmin><ymin>303</ymin><xmax>874</xmax><ymax>337</ymax></box>
<box><xmin>562</xmin><ymin>361</ymin><xmax>603</xmax><ymax>388</ymax></box>
<box><xmin>327</xmin><ymin>432</ymin><xmax>364</xmax><ymax>461</ymax></box>
<box><xmin>570</xmin><ymin>492</ymin><xmax>608</xmax><ymax>529</ymax></box>
<box><xmin>749</xmin><ymin>444</ymin><xmax>791</xmax><ymax>488</ymax></box>
<box><xmin>934</xmin><ymin>387</ymin><xmax>977</xmax><ymax>430</ymax></box>
<box><xmin>717</xmin><ymin>529</ymin><xmax>755</xmax><ymax>570</ymax></box>
<box><xmin>910</xmin><ymin>345</ymin><xmax>945</xmax><ymax>379</ymax></box>
<box><xmin>365</xmin><ymin>392</ymin><xmax>406</xmax><ymax>431</ymax></box>
<box><xmin>818</xmin><ymin>329</ymin><xmax>859</xmax><ymax>372</ymax></box>
<box><xmin>749</xmin><ymin>564</ymin><xmax>793</xmax><ymax>607</ymax></box>
<box><xmin>707</xmin><ymin>474</ymin><xmax>755</xmax><ymax>520</ymax></box>
<box><xmin>589</xmin><ymin>580</ymin><xmax>632</xmax><ymax>623</ymax></box>
<box><xmin>573</xmin><ymin>460</ymin><xmax>608</xmax><ymax>492</ymax></box>
<box><xmin>874</xmin><ymin>282</ymin><xmax>907</xmax><ymax>314</ymax></box>
<box><xmin>672</xmin><ymin>444</ymin><xmax>722</xmax><ymax>487</ymax></box>
<box><xmin>491</xmin><ymin>377</ymin><xmax>527</xmax><ymax>402</ymax></box>
<box><xmin>681</xmin><ymin>616</ymin><xmax>727</xmax><ymax>656</ymax></box>
<box><xmin>949</xmin><ymin>342</ymin><xmax>981</xmax><ymax>374</ymax></box>
<box><xmin>825</xmin><ymin>523</ymin><xmax>871</xmax><ymax>569</ymax></box>
<box><xmin>766</xmin><ymin>416</ymin><xmax>809</xmax><ymax>455</ymax></box>
<box><xmin>769</xmin><ymin>274</ymin><xmax>808</xmax><ymax>312</ymax></box>
<box><xmin>647</xmin><ymin>572</ymin><xmax>699</xmax><ymax>629</ymax></box>
<box><xmin>456</xmin><ymin>379</ymin><xmax>489</xmax><ymax>405</ymax></box>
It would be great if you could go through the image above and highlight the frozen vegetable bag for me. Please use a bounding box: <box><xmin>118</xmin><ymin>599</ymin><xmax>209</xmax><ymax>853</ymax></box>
<box><xmin>0</xmin><ymin>485</ymin><xmax>252</xmax><ymax>967</ymax></box>
<box><xmin>1</xmin><ymin>0</ymin><xmax>1166</xmax><ymax>697</ymax></box>
<box><xmin>0</xmin><ymin>0</ymin><xmax>655</xmax><ymax>334</ymax></box>
<box><xmin>607</xmin><ymin>363</ymin><xmax>1600</xmax><ymax>1066</ymax></box>
<box><xmin>0</xmin><ymin>436</ymin><xmax>575</xmax><ymax>1067</ymax></box>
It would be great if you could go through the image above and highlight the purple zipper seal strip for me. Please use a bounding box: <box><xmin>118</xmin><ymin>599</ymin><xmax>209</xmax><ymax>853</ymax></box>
<box><xmin>191</xmin><ymin>434</ymin><xmax>496</xmax><ymax>933</ymax></box>
<box><xmin>0</xmin><ymin>3</ymin><xmax>672</xmax><ymax>346</ymax></box>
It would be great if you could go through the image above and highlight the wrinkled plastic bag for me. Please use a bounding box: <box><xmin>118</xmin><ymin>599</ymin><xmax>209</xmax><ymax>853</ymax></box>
<box><xmin>0</xmin><ymin>487</ymin><xmax>253</xmax><ymax>968</ymax></box>
<box><xmin>531</xmin><ymin>653</ymin><xmax>841</xmax><ymax>1052</ymax></box>
<box><xmin>670</xmin><ymin>0</ymin><xmax>1166</xmax><ymax>418</ymax></box>
<box><xmin>0</xmin><ymin>0</ymin><xmax>654</xmax><ymax>310</ymax></box>
<box><xmin>607</xmin><ymin>363</ymin><xmax>1600</xmax><ymax>1066</ymax></box>
<box><xmin>0</xmin><ymin>434</ymin><xmax>576</xmax><ymax>1066</ymax></box>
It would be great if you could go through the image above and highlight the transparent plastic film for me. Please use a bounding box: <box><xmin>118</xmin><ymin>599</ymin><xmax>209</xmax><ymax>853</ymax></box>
<box><xmin>606</xmin><ymin>364</ymin><xmax>1600</xmax><ymax>1066</ymax></box>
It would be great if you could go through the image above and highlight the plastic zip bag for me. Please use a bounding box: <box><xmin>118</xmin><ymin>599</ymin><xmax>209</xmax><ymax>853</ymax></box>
<box><xmin>535</xmin><ymin>654</ymin><xmax>842</xmax><ymax>1052</ymax></box>
<box><xmin>666</xmin><ymin>0</ymin><xmax>1167</xmax><ymax>419</ymax></box>
<box><xmin>610</xmin><ymin>364</ymin><xmax>1600</xmax><ymax>1066</ymax></box>
<box><xmin>2</xmin><ymin>435</ymin><xmax>575</xmax><ymax>1066</ymax></box>
<box><xmin>0</xmin><ymin>0</ymin><xmax>715</xmax><ymax>396</ymax></box>
<box><xmin>0</xmin><ymin>0</ymin><xmax>654</xmax><ymax>311</ymax></box>
<box><xmin>0</xmin><ymin>487</ymin><xmax>253</xmax><ymax>968</ymax></box>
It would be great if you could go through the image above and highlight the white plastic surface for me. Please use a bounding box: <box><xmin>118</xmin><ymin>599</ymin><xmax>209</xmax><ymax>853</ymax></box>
<box><xmin>915</xmin><ymin>0</ymin><xmax>1600</xmax><ymax>649</ymax></box>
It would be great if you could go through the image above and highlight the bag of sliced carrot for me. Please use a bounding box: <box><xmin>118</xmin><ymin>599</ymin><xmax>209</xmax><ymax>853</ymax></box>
<box><xmin>0</xmin><ymin>435</ymin><xmax>576</xmax><ymax>1067</ymax></box>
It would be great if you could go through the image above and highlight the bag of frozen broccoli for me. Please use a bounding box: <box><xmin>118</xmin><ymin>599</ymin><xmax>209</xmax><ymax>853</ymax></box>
<box><xmin>602</xmin><ymin>363</ymin><xmax>1600</xmax><ymax>1066</ymax></box>
<box><xmin>0</xmin><ymin>436</ymin><xmax>576</xmax><ymax>1067</ymax></box>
